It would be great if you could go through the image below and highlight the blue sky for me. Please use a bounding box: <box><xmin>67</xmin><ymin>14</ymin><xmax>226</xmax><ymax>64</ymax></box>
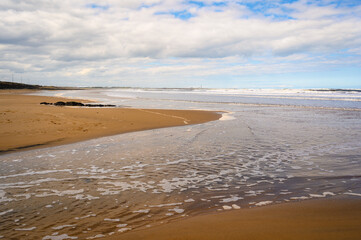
<box><xmin>0</xmin><ymin>0</ymin><xmax>360</xmax><ymax>88</ymax></box>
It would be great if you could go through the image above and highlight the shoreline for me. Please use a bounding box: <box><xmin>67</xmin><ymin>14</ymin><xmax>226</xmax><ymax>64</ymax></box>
<box><xmin>112</xmin><ymin>197</ymin><xmax>361</xmax><ymax>240</ymax></box>
<box><xmin>0</xmin><ymin>90</ymin><xmax>221</xmax><ymax>154</ymax></box>
<box><xmin>2</xmin><ymin>90</ymin><xmax>360</xmax><ymax>240</ymax></box>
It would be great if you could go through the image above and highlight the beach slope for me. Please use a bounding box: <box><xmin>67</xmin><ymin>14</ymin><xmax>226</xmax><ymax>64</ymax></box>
<box><xmin>115</xmin><ymin>198</ymin><xmax>361</xmax><ymax>240</ymax></box>
<box><xmin>0</xmin><ymin>91</ymin><xmax>220</xmax><ymax>153</ymax></box>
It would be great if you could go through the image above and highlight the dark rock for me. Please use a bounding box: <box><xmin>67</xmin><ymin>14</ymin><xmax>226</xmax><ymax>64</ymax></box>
<box><xmin>54</xmin><ymin>101</ymin><xmax>66</xmax><ymax>106</ymax></box>
<box><xmin>66</xmin><ymin>101</ymin><xmax>84</xmax><ymax>106</ymax></box>
<box><xmin>84</xmin><ymin>104</ymin><xmax>116</xmax><ymax>107</ymax></box>
<box><xmin>42</xmin><ymin>101</ymin><xmax>116</xmax><ymax>108</ymax></box>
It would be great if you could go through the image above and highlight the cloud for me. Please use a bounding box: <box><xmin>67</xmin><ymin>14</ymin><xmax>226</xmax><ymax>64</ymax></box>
<box><xmin>0</xmin><ymin>0</ymin><xmax>360</xmax><ymax>87</ymax></box>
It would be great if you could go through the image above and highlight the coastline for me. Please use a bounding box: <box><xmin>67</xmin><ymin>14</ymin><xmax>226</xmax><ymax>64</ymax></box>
<box><xmin>113</xmin><ymin>197</ymin><xmax>361</xmax><ymax>240</ymax></box>
<box><xmin>1</xmin><ymin>89</ymin><xmax>360</xmax><ymax>240</ymax></box>
<box><xmin>0</xmin><ymin>90</ymin><xmax>221</xmax><ymax>153</ymax></box>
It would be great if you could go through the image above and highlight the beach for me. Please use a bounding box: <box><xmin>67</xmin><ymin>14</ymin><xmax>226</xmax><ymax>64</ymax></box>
<box><xmin>116</xmin><ymin>198</ymin><xmax>361</xmax><ymax>240</ymax></box>
<box><xmin>0</xmin><ymin>88</ymin><xmax>360</xmax><ymax>240</ymax></box>
<box><xmin>2</xmin><ymin>1</ymin><xmax>361</xmax><ymax>239</ymax></box>
<box><xmin>0</xmin><ymin>90</ymin><xmax>220</xmax><ymax>153</ymax></box>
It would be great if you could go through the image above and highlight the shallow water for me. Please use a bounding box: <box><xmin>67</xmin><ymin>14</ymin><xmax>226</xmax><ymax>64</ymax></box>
<box><xmin>1</xmin><ymin>89</ymin><xmax>361</xmax><ymax>239</ymax></box>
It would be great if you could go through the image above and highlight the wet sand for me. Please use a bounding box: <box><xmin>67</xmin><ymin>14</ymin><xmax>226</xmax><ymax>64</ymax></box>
<box><xmin>114</xmin><ymin>198</ymin><xmax>361</xmax><ymax>240</ymax></box>
<box><xmin>0</xmin><ymin>90</ymin><xmax>220</xmax><ymax>153</ymax></box>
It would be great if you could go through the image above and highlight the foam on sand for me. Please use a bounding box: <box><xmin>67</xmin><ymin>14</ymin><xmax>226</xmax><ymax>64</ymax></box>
<box><xmin>104</xmin><ymin>218</ymin><xmax>120</xmax><ymax>222</ymax></box>
<box><xmin>219</xmin><ymin>112</ymin><xmax>236</xmax><ymax>121</ymax></box>
<box><xmin>309</xmin><ymin>192</ymin><xmax>335</xmax><ymax>198</ymax></box>
<box><xmin>15</xmin><ymin>227</ymin><xmax>37</xmax><ymax>231</ymax></box>
<box><xmin>116</xmin><ymin>224</ymin><xmax>128</xmax><ymax>228</ymax></box>
<box><xmin>52</xmin><ymin>225</ymin><xmax>76</xmax><ymax>230</ymax></box>
<box><xmin>222</xmin><ymin>205</ymin><xmax>232</xmax><ymax>210</ymax></box>
<box><xmin>133</xmin><ymin>209</ymin><xmax>150</xmax><ymax>214</ymax></box>
<box><xmin>344</xmin><ymin>192</ymin><xmax>361</xmax><ymax>197</ymax></box>
<box><xmin>255</xmin><ymin>201</ymin><xmax>273</xmax><ymax>206</ymax></box>
<box><xmin>86</xmin><ymin>234</ymin><xmax>105</xmax><ymax>239</ymax></box>
<box><xmin>42</xmin><ymin>234</ymin><xmax>78</xmax><ymax>240</ymax></box>
<box><xmin>169</xmin><ymin>207</ymin><xmax>184</xmax><ymax>214</ymax></box>
<box><xmin>220</xmin><ymin>195</ymin><xmax>243</xmax><ymax>203</ymax></box>
<box><xmin>232</xmin><ymin>204</ymin><xmax>241</xmax><ymax>209</ymax></box>
<box><xmin>0</xmin><ymin>209</ymin><xmax>13</xmax><ymax>216</ymax></box>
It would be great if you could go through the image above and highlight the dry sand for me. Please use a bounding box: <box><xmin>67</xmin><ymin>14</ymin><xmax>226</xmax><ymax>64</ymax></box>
<box><xmin>113</xmin><ymin>198</ymin><xmax>361</xmax><ymax>240</ymax></box>
<box><xmin>0</xmin><ymin>90</ymin><xmax>220</xmax><ymax>153</ymax></box>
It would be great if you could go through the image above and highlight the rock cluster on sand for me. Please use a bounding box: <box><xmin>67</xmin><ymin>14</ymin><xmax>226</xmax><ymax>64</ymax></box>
<box><xmin>40</xmin><ymin>101</ymin><xmax>116</xmax><ymax>107</ymax></box>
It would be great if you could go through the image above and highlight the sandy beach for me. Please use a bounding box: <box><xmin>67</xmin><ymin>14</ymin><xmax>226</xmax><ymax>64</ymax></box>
<box><xmin>1</xmin><ymin>89</ymin><xmax>360</xmax><ymax>240</ymax></box>
<box><xmin>0</xmin><ymin>90</ymin><xmax>220</xmax><ymax>153</ymax></box>
<box><xmin>115</xmin><ymin>198</ymin><xmax>361</xmax><ymax>240</ymax></box>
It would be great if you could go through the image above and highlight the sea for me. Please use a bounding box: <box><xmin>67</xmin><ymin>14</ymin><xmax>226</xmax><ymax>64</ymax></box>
<box><xmin>1</xmin><ymin>88</ymin><xmax>361</xmax><ymax>239</ymax></box>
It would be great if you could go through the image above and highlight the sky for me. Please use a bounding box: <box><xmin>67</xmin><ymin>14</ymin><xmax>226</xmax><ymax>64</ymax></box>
<box><xmin>0</xmin><ymin>0</ymin><xmax>360</xmax><ymax>88</ymax></box>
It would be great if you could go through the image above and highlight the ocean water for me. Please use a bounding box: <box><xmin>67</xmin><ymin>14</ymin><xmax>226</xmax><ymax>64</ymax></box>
<box><xmin>41</xmin><ymin>88</ymin><xmax>361</xmax><ymax>110</ymax></box>
<box><xmin>1</xmin><ymin>88</ymin><xmax>361</xmax><ymax>239</ymax></box>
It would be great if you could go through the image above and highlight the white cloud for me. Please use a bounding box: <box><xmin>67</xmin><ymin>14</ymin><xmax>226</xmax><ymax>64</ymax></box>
<box><xmin>0</xmin><ymin>0</ymin><xmax>360</xmax><ymax>87</ymax></box>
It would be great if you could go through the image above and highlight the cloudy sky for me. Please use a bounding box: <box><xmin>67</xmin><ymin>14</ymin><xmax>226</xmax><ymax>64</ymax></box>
<box><xmin>1</xmin><ymin>0</ymin><xmax>360</xmax><ymax>88</ymax></box>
